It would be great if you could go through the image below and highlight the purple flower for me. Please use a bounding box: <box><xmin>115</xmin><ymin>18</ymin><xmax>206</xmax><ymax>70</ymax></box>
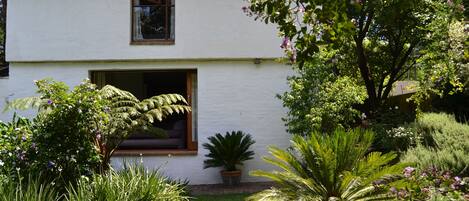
<box><xmin>403</xmin><ymin>166</ymin><xmax>415</xmax><ymax>177</ymax></box>
<box><xmin>280</xmin><ymin>37</ymin><xmax>291</xmax><ymax>49</ymax></box>
<box><xmin>31</xmin><ymin>142</ymin><xmax>36</xmax><ymax>150</ymax></box>
<box><xmin>422</xmin><ymin>187</ymin><xmax>430</xmax><ymax>194</ymax></box>
<box><xmin>372</xmin><ymin>179</ymin><xmax>385</xmax><ymax>187</ymax></box>
<box><xmin>434</xmin><ymin>178</ymin><xmax>442</xmax><ymax>186</ymax></box>
<box><xmin>47</xmin><ymin>100</ymin><xmax>53</xmax><ymax>105</ymax></box>
<box><xmin>443</xmin><ymin>171</ymin><xmax>451</xmax><ymax>179</ymax></box>
<box><xmin>21</xmin><ymin>136</ymin><xmax>27</xmax><ymax>141</ymax></box>
<box><xmin>390</xmin><ymin>187</ymin><xmax>398</xmax><ymax>194</ymax></box>
<box><xmin>398</xmin><ymin>189</ymin><xmax>408</xmax><ymax>198</ymax></box>
<box><xmin>47</xmin><ymin>161</ymin><xmax>55</xmax><ymax>169</ymax></box>
<box><xmin>242</xmin><ymin>6</ymin><xmax>248</xmax><ymax>12</ymax></box>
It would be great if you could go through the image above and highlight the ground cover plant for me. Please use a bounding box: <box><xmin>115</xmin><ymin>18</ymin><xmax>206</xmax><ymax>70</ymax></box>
<box><xmin>389</xmin><ymin>166</ymin><xmax>469</xmax><ymax>200</ymax></box>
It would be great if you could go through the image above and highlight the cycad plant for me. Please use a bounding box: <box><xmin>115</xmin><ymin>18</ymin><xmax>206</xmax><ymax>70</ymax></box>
<box><xmin>203</xmin><ymin>131</ymin><xmax>255</xmax><ymax>185</ymax></box>
<box><xmin>248</xmin><ymin>129</ymin><xmax>407</xmax><ymax>201</ymax></box>
<box><xmin>203</xmin><ymin>131</ymin><xmax>256</xmax><ymax>171</ymax></box>
<box><xmin>4</xmin><ymin>79</ymin><xmax>191</xmax><ymax>171</ymax></box>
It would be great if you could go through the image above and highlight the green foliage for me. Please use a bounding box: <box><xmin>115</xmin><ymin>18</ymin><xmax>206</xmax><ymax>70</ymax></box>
<box><xmin>0</xmin><ymin>114</ymin><xmax>33</xmax><ymax>180</ymax></box>
<box><xmin>402</xmin><ymin>113</ymin><xmax>469</xmax><ymax>176</ymax></box>
<box><xmin>0</xmin><ymin>175</ymin><xmax>61</xmax><ymax>201</ymax></box>
<box><xmin>4</xmin><ymin>78</ymin><xmax>191</xmax><ymax>173</ymax></box>
<box><xmin>389</xmin><ymin>167</ymin><xmax>469</xmax><ymax>200</ymax></box>
<box><xmin>98</xmin><ymin>85</ymin><xmax>190</xmax><ymax>170</ymax></box>
<box><xmin>246</xmin><ymin>0</ymin><xmax>466</xmax><ymax>114</ymax></box>
<box><xmin>279</xmin><ymin>57</ymin><xmax>367</xmax><ymax>134</ymax></box>
<box><xmin>370</xmin><ymin>106</ymin><xmax>419</xmax><ymax>153</ymax></box>
<box><xmin>203</xmin><ymin>131</ymin><xmax>255</xmax><ymax>171</ymax></box>
<box><xmin>248</xmin><ymin>129</ymin><xmax>407</xmax><ymax>201</ymax></box>
<box><xmin>26</xmin><ymin>79</ymin><xmax>103</xmax><ymax>187</ymax></box>
<box><xmin>65</xmin><ymin>164</ymin><xmax>189</xmax><ymax>201</ymax></box>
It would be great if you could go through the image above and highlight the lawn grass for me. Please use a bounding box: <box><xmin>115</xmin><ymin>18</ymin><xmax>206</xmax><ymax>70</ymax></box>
<box><xmin>192</xmin><ymin>193</ymin><xmax>250</xmax><ymax>201</ymax></box>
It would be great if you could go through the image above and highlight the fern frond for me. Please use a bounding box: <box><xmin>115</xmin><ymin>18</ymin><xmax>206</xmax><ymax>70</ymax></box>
<box><xmin>3</xmin><ymin>96</ymin><xmax>44</xmax><ymax>112</ymax></box>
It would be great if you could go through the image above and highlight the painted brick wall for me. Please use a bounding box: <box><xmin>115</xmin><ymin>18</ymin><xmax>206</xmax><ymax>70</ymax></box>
<box><xmin>0</xmin><ymin>60</ymin><xmax>292</xmax><ymax>184</ymax></box>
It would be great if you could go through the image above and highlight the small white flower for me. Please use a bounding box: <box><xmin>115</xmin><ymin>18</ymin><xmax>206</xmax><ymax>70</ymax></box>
<box><xmin>395</xmin><ymin>106</ymin><xmax>399</xmax><ymax>110</ymax></box>
<box><xmin>0</xmin><ymin>160</ymin><xmax>4</xmax><ymax>166</ymax></box>
<box><xmin>8</xmin><ymin>152</ymin><xmax>12</xmax><ymax>157</ymax></box>
<box><xmin>16</xmin><ymin>167</ymin><xmax>20</xmax><ymax>171</ymax></box>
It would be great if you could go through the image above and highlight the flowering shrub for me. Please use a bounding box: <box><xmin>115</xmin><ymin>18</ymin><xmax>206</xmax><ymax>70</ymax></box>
<box><xmin>26</xmin><ymin>79</ymin><xmax>105</xmax><ymax>186</ymax></box>
<box><xmin>402</xmin><ymin>113</ymin><xmax>469</xmax><ymax>176</ymax></box>
<box><xmin>390</xmin><ymin>166</ymin><xmax>469</xmax><ymax>200</ymax></box>
<box><xmin>0</xmin><ymin>115</ymin><xmax>33</xmax><ymax>181</ymax></box>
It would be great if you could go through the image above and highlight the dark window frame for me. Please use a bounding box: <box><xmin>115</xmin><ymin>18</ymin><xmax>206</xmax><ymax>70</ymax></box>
<box><xmin>89</xmin><ymin>69</ymin><xmax>197</xmax><ymax>156</ymax></box>
<box><xmin>130</xmin><ymin>0</ymin><xmax>175</xmax><ymax>45</ymax></box>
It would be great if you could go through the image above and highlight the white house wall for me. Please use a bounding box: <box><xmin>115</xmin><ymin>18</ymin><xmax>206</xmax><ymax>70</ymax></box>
<box><xmin>0</xmin><ymin>61</ymin><xmax>292</xmax><ymax>184</ymax></box>
<box><xmin>6</xmin><ymin>0</ymin><xmax>283</xmax><ymax>62</ymax></box>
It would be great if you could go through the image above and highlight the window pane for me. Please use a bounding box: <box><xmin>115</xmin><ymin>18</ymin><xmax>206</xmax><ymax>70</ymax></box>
<box><xmin>133</xmin><ymin>6</ymin><xmax>166</xmax><ymax>40</ymax></box>
<box><xmin>132</xmin><ymin>0</ymin><xmax>175</xmax><ymax>41</ymax></box>
<box><xmin>170</xmin><ymin>6</ymin><xmax>175</xmax><ymax>40</ymax></box>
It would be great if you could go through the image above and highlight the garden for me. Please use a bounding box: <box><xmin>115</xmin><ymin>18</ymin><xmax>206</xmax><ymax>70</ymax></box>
<box><xmin>1</xmin><ymin>0</ymin><xmax>469</xmax><ymax>200</ymax></box>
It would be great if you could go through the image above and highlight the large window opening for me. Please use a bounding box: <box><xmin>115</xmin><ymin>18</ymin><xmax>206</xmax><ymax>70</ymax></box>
<box><xmin>91</xmin><ymin>70</ymin><xmax>197</xmax><ymax>152</ymax></box>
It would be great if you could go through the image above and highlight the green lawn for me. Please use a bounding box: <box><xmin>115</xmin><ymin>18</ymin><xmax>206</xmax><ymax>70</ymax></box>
<box><xmin>192</xmin><ymin>193</ymin><xmax>250</xmax><ymax>201</ymax></box>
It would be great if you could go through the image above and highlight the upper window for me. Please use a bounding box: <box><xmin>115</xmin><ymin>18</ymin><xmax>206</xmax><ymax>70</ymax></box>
<box><xmin>131</xmin><ymin>0</ymin><xmax>175</xmax><ymax>44</ymax></box>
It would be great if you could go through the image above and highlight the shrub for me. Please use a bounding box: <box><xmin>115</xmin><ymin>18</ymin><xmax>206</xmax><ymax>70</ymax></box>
<box><xmin>0</xmin><ymin>114</ymin><xmax>34</xmax><ymax>180</ymax></box>
<box><xmin>248</xmin><ymin>129</ymin><xmax>407</xmax><ymax>201</ymax></box>
<box><xmin>401</xmin><ymin>113</ymin><xmax>469</xmax><ymax>176</ymax></box>
<box><xmin>203</xmin><ymin>131</ymin><xmax>255</xmax><ymax>171</ymax></box>
<box><xmin>370</xmin><ymin>106</ymin><xmax>418</xmax><ymax>153</ymax></box>
<box><xmin>26</xmin><ymin>80</ymin><xmax>103</xmax><ymax>186</ymax></box>
<box><xmin>65</xmin><ymin>165</ymin><xmax>189</xmax><ymax>201</ymax></box>
<box><xmin>279</xmin><ymin>58</ymin><xmax>367</xmax><ymax>135</ymax></box>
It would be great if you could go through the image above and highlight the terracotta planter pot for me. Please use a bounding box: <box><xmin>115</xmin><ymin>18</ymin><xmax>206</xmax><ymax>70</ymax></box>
<box><xmin>220</xmin><ymin>170</ymin><xmax>242</xmax><ymax>186</ymax></box>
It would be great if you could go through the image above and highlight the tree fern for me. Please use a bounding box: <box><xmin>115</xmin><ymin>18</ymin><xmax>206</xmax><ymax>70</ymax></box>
<box><xmin>248</xmin><ymin>129</ymin><xmax>408</xmax><ymax>201</ymax></box>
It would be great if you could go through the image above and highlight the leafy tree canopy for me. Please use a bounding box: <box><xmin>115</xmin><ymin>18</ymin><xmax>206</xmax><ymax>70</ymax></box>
<box><xmin>246</xmin><ymin>0</ymin><xmax>467</xmax><ymax>115</ymax></box>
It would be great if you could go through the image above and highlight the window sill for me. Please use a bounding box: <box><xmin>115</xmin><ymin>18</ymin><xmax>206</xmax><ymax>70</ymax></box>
<box><xmin>130</xmin><ymin>40</ymin><xmax>175</xmax><ymax>45</ymax></box>
<box><xmin>113</xmin><ymin>149</ymin><xmax>197</xmax><ymax>156</ymax></box>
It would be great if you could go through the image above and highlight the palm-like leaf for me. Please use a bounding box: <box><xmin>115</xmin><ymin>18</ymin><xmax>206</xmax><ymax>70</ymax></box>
<box><xmin>248</xmin><ymin>129</ymin><xmax>407</xmax><ymax>201</ymax></box>
<box><xmin>203</xmin><ymin>131</ymin><xmax>256</xmax><ymax>171</ymax></box>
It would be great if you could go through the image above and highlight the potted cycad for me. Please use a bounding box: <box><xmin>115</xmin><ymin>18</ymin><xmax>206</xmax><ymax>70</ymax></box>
<box><xmin>203</xmin><ymin>131</ymin><xmax>255</xmax><ymax>186</ymax></box>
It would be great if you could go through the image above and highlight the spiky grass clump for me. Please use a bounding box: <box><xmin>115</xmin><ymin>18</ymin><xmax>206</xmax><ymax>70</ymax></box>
<box><xmin>0</xmin><ymin>175</ymin><xmax>61</xmax><ymax>201</ymax></box>
<box><xmin>65</xmin><ymin>165</ymin><xmax>189</xmax><ymax>201</ymax></box>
